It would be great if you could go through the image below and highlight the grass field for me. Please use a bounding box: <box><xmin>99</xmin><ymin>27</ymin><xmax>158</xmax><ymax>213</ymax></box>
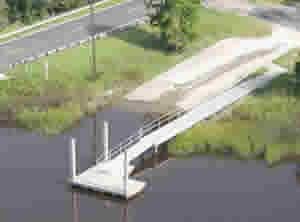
<box><xmin>168</xmin><ymin>51</ymin><xmax>300</xmax><ymax>165</ymax></box>
<box><xmin>0</xmin><ymin>6</ymin><xmax>270</xmax><ymax>135</ymax></box>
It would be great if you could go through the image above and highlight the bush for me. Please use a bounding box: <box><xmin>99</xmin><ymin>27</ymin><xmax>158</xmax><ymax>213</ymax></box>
<box><xmin>16</xmin><ymin>103</ymin><xmax>82</xmax><ymax>135</ymax></box>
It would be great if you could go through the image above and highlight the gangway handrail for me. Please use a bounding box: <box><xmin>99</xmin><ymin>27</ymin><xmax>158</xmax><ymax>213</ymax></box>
<box><xmin>96</xmin><ymin>107</ymin><xmax>186</xmax><ymax>162</ymax></box>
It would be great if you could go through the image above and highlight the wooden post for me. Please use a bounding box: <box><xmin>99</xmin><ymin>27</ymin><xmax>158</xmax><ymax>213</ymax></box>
<box><xmin>69</xmin><ymin>137</ymin><xmax>77</xmax><ymax>181</ymax></box>
<box><xmin>123</xmin><ymin>150</ymin><xmax>128</xmax><ymax>198</ymax></box>
<box><xmin>72</xmin><ymin>192</ymin><xmax>79</xmax><ymax>222</ymax></box>
<box><xmin>103</xmin><ymin>120</ymin><xmax>110</xmax><ymax>161</ymax></box>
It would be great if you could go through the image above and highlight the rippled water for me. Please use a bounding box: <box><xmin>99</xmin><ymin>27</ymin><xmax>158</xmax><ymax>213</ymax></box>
<box><xmin>0</xmin><ymin>107</ymin><xmax>299</xmax><ymax>222</ymax></box>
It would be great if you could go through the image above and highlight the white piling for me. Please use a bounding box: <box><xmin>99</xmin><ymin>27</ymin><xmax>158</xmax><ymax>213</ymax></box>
<box><xmin>154</xmin><ymin>144</ymin><xmax>158</xmax><ymax>154</ymax></box>
<box><xmin>69</xmin><ymin>137</ymin><xmax>77</xmax><ymax>181</ymax></box>
<box><xmin>44</xmin><ymin>59</ymin><xmax>49</xmax><ymax>80</ymax></box>
<box><xmin>103</xmin><ymin>121</ymin><xmax>110</xmax><ymax>161</ymax></box>
<box><xmin>138</xmin><ymin>128</ymin><xmax>143</xmax><ymax>140</ymax></box>
<box><xmin>123</xmin><ymin>150</ymin><xmax>128</xmax><ymax>198</ymax></box>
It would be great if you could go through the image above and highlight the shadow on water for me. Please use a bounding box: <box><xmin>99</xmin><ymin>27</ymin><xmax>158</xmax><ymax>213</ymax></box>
<box><xmin>71</xmin><ymin>190</ymin><xmax>132</xmax><ymax>222</ymax></box>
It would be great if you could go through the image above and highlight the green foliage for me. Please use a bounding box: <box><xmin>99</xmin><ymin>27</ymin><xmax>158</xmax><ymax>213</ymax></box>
<box><xmin>16</xmin><ymin>103</ymin><xmax>83</xmax><ymax>135</ymax></box>
<box><xmin>5</xmin><ymin>0</ymin><xmax>84</xmax><ymax>24</ymax></box>
<box><xmin>294</xmin><ymin>54</ymin><xmax>300</xmax><ymax>85</ymax></box>
<box><xmin>147</xmin><ymin>0</ymin><xmax>201</xmax><ymax>51</ymax></box>
<box><xmin>169</xmin><ymin>64</ymin><xmax>300</xmax><ymax>165</ymax></box>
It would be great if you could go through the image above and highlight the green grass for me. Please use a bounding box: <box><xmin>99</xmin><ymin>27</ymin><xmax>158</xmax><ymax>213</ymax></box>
<box><xmin>0</xmin><ymin>6</ymin><xmax>270</xmax><ymax>135</ymax></box>
<box><xmin>169</xmin><ymin>52</ymin><xmax>300</xmax><ymax>165</ymax></box>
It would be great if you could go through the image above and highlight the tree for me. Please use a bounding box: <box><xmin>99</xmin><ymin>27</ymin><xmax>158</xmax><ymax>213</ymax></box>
<box><xmin>48</xmin><ymin>0</ymin><xmax>82</xmax><ymax>14</ymax></box>
<box><xmin>32</xmin><ymin>0</ymin><xmax>49</xmax><ymax>18</ymax></box>
<box><xmin>146</xmin><ymin>0</ymin><xmax>200</xmax><ymax>51</ymax></box>
<box><xmin>6</xmin><ymin>0</ymin><xmax>20</xmax><ymax>22</ymax></box>
<box><xmin>295</xmin><ymin>54</ymin><xmax>300</xmax><ymax>83</ymax></box>
<box><xmin>5</xmin><ymin>0</ymin><xmax>83</xmax><ymax>24</ymax></box>
<box><xmin>19</xmin><ymin>0</ymin><xmax>33</xmax><ymax>24</ymax></box>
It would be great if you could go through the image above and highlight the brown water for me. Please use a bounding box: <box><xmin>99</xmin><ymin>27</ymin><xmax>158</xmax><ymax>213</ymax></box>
<box><xmin>0</xmin><ymin>107</ymin><xmax>299</xmax><ymax>222</ymax></box>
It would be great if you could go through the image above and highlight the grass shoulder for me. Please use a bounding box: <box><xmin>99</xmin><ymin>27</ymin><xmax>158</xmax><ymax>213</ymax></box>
<box><xmin>169</xmin><ymin>54</ymin><xmax>300</xmax><ymax>165</ymax></box>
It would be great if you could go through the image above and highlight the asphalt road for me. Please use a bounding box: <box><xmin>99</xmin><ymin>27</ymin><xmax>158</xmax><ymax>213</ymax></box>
<box><xmin>250</xmin><ymin>4</ymin><xmax>300</xmax><ymax>29</ymax></box>
<box><xmin>206</xmin><ymin>1</ymin><xmax>300</xmax><ymax>35</ymax></box>
<box><xmin>0</xmin><ymin>0</ymin><xmax>146</xmax><ymax>72</ymax></box>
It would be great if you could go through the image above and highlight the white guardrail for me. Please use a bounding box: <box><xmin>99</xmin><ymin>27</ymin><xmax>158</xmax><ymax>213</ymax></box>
<box><xmin>0</xmin><ymin>0</ymin><xmax>124</xmax><ymax>41</ymax></box>
<box><xmin>96</xmin><ymin>107</ymin><xmax>186</xmax><ymax>162</ymax></box>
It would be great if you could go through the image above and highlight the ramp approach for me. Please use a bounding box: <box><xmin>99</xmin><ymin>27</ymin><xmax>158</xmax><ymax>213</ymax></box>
<box><xmin>69</xmin><ymin>64</ymin><xmax>286</xmax><ymax>199</ymax></box>
<box><xmin>0</xmin><ymin>0</ymin><xmax>146</xmax><ymax>72</ymax></box>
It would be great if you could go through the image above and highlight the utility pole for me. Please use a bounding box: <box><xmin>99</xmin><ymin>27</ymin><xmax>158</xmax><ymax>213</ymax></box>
<box><xmin>88</xmin><ymin>0</ymin><xmax>97</xmax><ymax>80</ymax></box>
<box><xmin>87</xmin><ymin>0</ymin><xmax>98</xmax><ymax>164</ymax></box>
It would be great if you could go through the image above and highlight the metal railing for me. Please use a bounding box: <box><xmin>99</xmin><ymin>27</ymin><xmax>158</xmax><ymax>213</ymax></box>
<box><xmin>96</xmin><ymin>107</ymin><xmax>186</xmax><ymax>162</ymax></box>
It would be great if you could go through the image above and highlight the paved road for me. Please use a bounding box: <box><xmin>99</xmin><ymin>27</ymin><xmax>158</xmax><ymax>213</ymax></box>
<box><xmin>0</xmin><ymin>0</ymin><xmax>146</xmax><ymax>72</ymax></box>
<box><xmin>250</xmin><ymin>4</ymin><xmax>300</xmax><ymax>29</ymax></box>
<box><xmin>207</xmin><ymin>0</ymin><xmax>300</xmax><ymax>31</ymax></box>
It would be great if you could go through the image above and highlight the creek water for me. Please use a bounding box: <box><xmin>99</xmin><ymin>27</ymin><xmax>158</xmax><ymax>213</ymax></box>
<box><xmin>0</xmin><ymin>107</ymin><xmax>299</xmax><ymax>222</ymax></box>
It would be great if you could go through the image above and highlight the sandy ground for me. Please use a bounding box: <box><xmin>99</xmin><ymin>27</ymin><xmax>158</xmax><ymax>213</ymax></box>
<box><xmin>124</xmin><ymin>23</ymin><xmax>300</xmax><ymax>113</ymax></box>
<box><xmin>204</xmin><ymin>0</ymin><xmax>255</xmax><ymax>14</ymax></box>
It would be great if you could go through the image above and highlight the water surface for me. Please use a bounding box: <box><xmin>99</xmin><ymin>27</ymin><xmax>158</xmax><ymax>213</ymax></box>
<box><xmin>0</xmin><ymin>107</ymin><xmax>299</xmax><ymax>222</ymax></box>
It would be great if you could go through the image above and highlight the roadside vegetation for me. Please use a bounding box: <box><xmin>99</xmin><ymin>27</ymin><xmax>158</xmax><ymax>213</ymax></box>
<box><xmin>0</xmin><ymin>4</ymin><xmax>270</xmax><ymax>135</ymax></box>
<box><xmin>5</xmin><ymin>0</ymin><xmax>87</xmax><ymax>25</ymax></box>
<box><xmin>146</xmin><ymin>0</ymin><xmax>200</xmax><ymax>51</ymax></box>
<box><xmin>168</xmin><ymin>50</ymin><xmax>300</xmax><ymax>165</ymax></box>
<box><xmin>0</xmin><ymin>0</ymin><xmax>124</xmax><ymax>41</ymax></box>
<box><xmin>0</xmin><ymin>0</ymin><xmax>8</xmax><ymax>30</ymax></box>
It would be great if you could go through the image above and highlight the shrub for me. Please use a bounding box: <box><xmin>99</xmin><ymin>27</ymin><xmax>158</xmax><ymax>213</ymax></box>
<box><xmin>16</xmin><ymin>103</ymin><xmax>82</xmax><ymax>135</ymax></box>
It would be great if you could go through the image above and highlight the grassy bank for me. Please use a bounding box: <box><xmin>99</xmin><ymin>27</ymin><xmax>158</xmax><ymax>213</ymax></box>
<box><xmin>168</xmin><ymin>51</ymin><xmax>300</xmax><ymax>165</ymax></box>
<box><xmin>0</xmin><ymin>6</ymin><xmax>270</xmax><ymax>135</ymax></box>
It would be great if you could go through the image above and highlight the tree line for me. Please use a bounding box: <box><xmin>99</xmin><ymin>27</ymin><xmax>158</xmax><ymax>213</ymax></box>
<box><xmin>5</xmin><ymin>0</ymin><xmax>87</xmax><ymax>24</ymax></box>
<box><xmin>146</xmin><ymin>0</ymin><xmax>200</xmax><ymax>51</ymax></box>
